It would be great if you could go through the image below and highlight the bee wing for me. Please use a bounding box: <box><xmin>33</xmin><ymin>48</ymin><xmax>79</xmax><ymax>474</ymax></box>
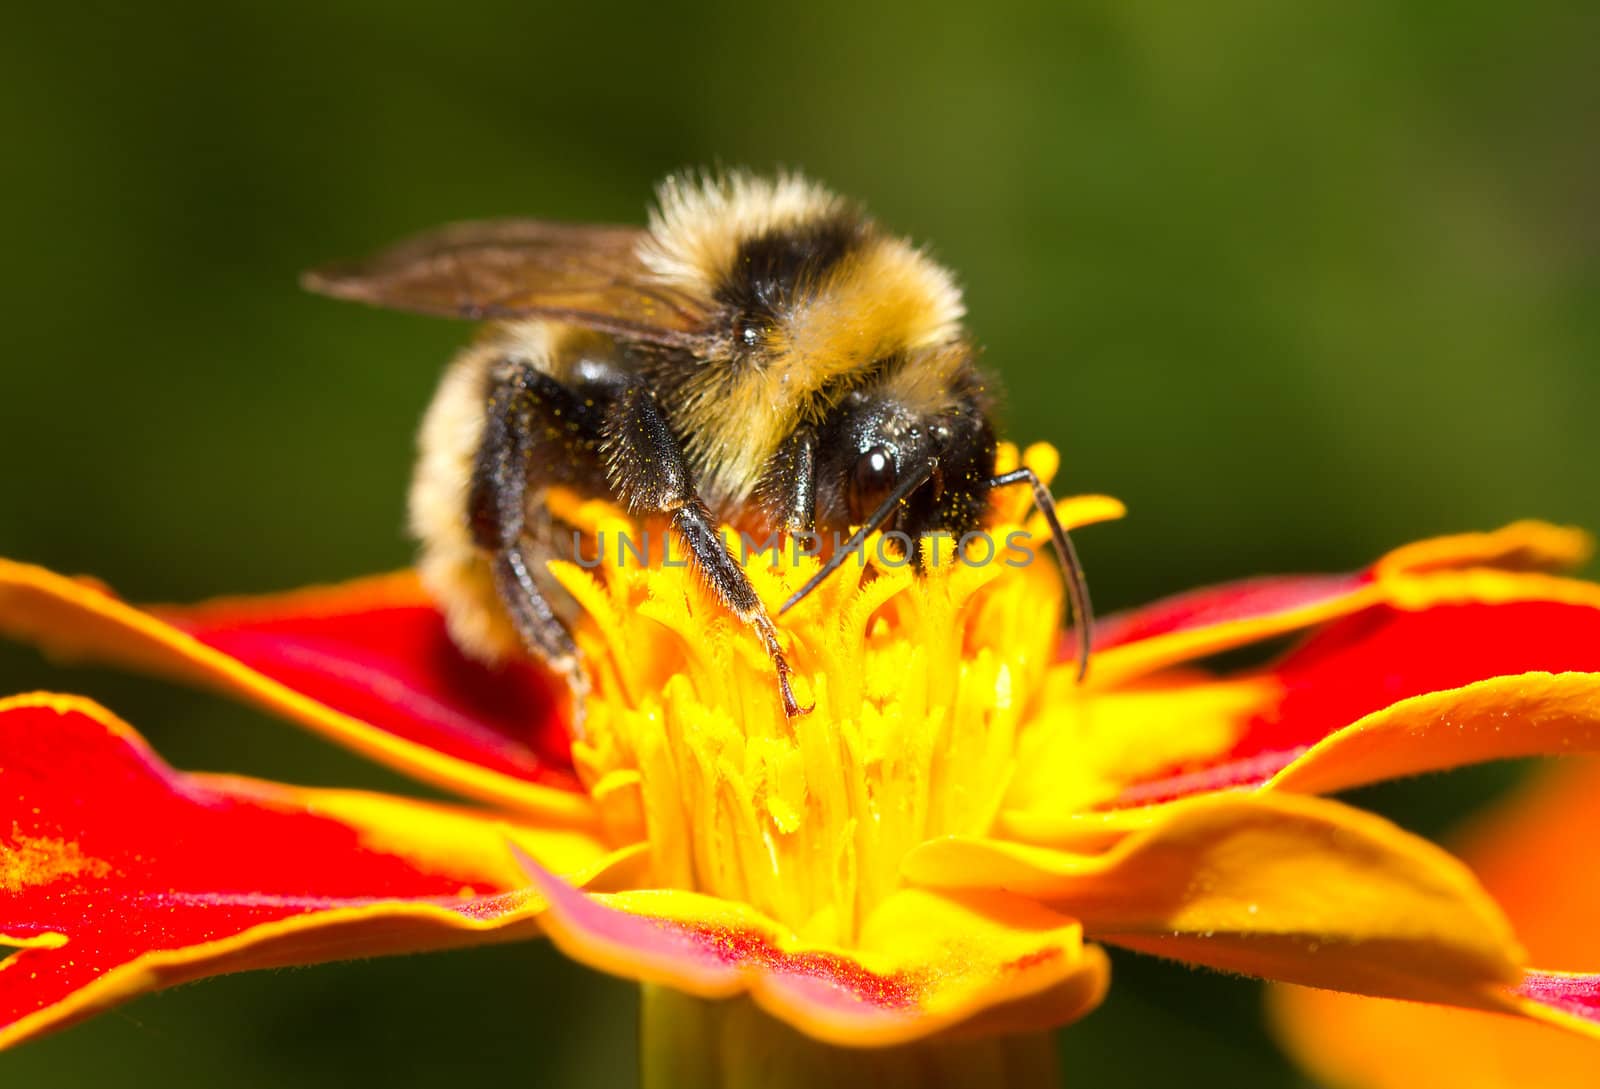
<box><xmin>302</xmin><ymin>220</ymin><xmax>708</xmax><ymax>348</ymax></box>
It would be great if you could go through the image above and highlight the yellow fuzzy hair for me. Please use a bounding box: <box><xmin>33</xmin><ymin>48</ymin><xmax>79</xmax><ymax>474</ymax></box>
<box><xmin>640</xmin><ymin>172</ymin><xmax>968</xmax><ymax>501</ymax></box>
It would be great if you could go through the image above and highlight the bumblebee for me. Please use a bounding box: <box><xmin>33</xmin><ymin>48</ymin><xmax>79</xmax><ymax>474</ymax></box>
<box><xmin>304</xmin><ymin>172</ymin><xmax>1090</xmax><ymax>723</ymax></box>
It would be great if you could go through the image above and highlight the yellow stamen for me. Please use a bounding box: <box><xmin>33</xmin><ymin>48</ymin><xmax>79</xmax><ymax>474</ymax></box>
<box><xmin>555</xmin><ymin>444</ymin><xmax>1113</xmax><ymax>941</ymax></box>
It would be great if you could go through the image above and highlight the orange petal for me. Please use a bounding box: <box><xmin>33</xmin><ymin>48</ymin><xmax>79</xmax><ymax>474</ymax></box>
<box><xmin>1087</xmin><ymin>520</ymin><xmax>1591</xmax><ymax>688</ymax></box>
<box><xmin>515</xmin><ymin>852</ymin><xmax>1108</xmax><ymax>1048</ymax></box>
<box><xmin>1271</xmin><ymin>761</ymin><xmax>1600</xmax><ymax>1086</ymax></box>
<box><xmin>1447</xmin><ymin>760</ymin><xmax>1600</xmax><ymax>968</ymax></box>
<box><xmin>0</xmin><ymin>694</ymin><xmax>629</xmax><ymax>1050</ymax></box>
<box><xmin>907</xmin><ymin>791</ymin><xmax>1525</xmax><ymax>1010</ymax></box>
<box><xmin>0</xmin><ymin>559</ymin><xmax>589</xmax><ymax>819</ymax></box>
<box><xmin>1273</xmin><ymin>977</ymin><xmax>1600</xmax><ymax>1089</ymax></box>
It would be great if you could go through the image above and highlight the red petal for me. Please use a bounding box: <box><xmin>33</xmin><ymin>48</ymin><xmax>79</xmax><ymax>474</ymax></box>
<box><xmin>1093</xmin><ymin>573</ymin><xmax>1370</xmax><ymax>653</ymax></box>
<box><xmin>1243</xmin><ymin>601</ymin><xmax>1600</xmax><ymax>758</ymax></box>
<box><xmin>1087</xmin><ymin>521</ymin><xmax>1591</xmax><ymax>687</ymax></box>
<box><xmin>1085</xmin><ymin>573</ymin><xmax>1376</xmax><ymax>688</ymax></box>
<box><xmin>1117</xmin><ymin>598</ymin><xmax>1600</xmax><ymax>805</ymax></box>
<box><xmin>514</xmin><ymin>851</ymin><xmax>1109</xmax><ymax>1048</ymax></box>
<box><xmin>0</xmin><ymin>560</ymin><xmax>587</xmax><ymax>816</ymax></box>
<box><xmin>0</xmin><ymin>695</ymin><xmax>620</xmax><ymax>1049</ymax></box>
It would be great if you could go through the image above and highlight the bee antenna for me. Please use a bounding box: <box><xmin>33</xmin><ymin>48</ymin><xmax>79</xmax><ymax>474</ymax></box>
<box><xmin>987</xmin><ymin>468</ymin><xmax>1095</xmax><ymax>683</ymax></box>
<box><xmin>779</xmin><ymin>459</ymin><xmax>938</xmax><ymax>615</ymax></box>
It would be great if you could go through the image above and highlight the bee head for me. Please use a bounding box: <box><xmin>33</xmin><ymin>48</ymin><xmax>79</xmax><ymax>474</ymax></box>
<box><xmin>813</xmin><ymin>372</ymin><xmax>998</xmax><ymax>548</ymax></box>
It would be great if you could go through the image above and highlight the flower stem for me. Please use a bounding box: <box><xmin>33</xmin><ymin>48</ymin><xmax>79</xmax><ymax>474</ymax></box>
<box><xmin>639</xmin><ymin>986</ymin><xmax>1061</xmax><ymax>1089</ymax></box>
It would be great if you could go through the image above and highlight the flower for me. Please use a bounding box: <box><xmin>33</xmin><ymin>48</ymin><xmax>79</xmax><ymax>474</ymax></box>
<box><xmin>1271</xmin><ymin>758</ymin><xmax>1600</xmax><ymax>1088</ymax></box>
<box><xmin>3</xmin><ymin>442</ymin><xmax>1600</xmax><ymax>1071</ymax></box>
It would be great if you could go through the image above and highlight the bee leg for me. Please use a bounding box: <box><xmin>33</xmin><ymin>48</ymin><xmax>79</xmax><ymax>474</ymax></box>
<box><xmin>470</xmin><ymin>362</ymin><xmax>600</xmax><ymax>732</ymax></box>
<box><xmin>603</xmin><ymin>385</ymin><xmax>813</xmax><ymax>718</ymax></box>
<box><xmin>489</xmin><ymin>541</ymin><xmax>590</xmax><ymax>727</ymax></box>
<box><xmin>756</xmin><ymin>428</ymin><xmax>818</xmax><ymax>535</ymax></box>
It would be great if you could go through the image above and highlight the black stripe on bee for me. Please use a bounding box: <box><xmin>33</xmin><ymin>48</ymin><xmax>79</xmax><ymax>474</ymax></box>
<box><xmin>715</xmin><ymin>214</ymin><xmax>869</xmax><ymax>342</ymax></box>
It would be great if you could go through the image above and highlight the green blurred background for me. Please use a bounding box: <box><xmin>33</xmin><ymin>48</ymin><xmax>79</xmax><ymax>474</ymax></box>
<box><xmin>2</xmin><ymin>2</ymin><xmax>1595</xmax><ymax>1085</ymax></box>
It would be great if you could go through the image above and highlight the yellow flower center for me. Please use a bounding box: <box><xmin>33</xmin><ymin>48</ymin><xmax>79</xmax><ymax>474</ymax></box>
<box><xmin>551</xmin><ymin>444</ymin><xmax>1116</xmax><ymax>943</ymax></box>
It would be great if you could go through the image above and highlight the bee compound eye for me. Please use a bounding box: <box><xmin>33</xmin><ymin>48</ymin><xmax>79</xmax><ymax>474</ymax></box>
<box><xmin>848</xmin><ymin>445</ymin><xmax>898</xmax><ymax>523</ymax></box>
